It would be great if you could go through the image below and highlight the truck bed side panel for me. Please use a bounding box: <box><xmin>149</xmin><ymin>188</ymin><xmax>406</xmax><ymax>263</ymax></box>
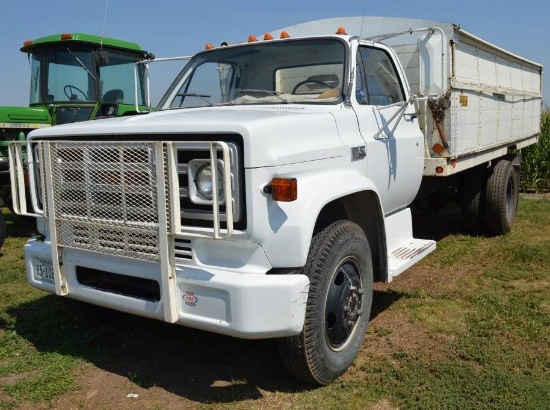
<box><xmin>448</xmin><ymin>32</ymin><xmax>542</xmax><ymax>158</ymax></box>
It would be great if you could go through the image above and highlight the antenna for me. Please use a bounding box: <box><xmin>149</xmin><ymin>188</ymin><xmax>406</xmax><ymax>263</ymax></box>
<box><xmin>359</xmin><ymin>0</ymin><xmax>368</xmax><ymax>38</ymax></box>
<box><xmin>100</xmin><ymin>0</ymin><xmax>110</xmax><ymax>47</ymax></box>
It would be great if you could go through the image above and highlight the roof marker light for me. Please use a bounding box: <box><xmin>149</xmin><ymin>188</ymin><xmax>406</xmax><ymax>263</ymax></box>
<box><xmin>263</xmin><ymin>33</ymin><xmax>274</xmax><ymax>40</ymax></box>
<box><xmin>204</xmin><ymin>43</ymin><xmax>215</xmax><ymax>50</ymax></box>
<box><xmin>60</xmin><ymin>33</ymin><xmax>73</xmax><ymax>40</ymax></box>
<box><xmin>280</xmin><ymin>31</ymin><xmax>291</xmax><ymax>38</ymax></box>
<box><xmin>248</xmin><ymin>35</ymin><xmax>258</xmax><ymax>42</ymax></box>
<box><xmin>23</xmin><ymin>40</ymin><xmax>33</xmax><ymax>47</ymax></box>
<box><xmin>336</xmin><ymin>27</ymin><xmax>347</xmax><ymax>35</ymax></box>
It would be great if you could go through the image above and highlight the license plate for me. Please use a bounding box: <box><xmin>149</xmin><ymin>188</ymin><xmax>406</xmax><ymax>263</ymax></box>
<box><xmin>33</xmin><ymin>258</ymin><xmax>54</xmax><ymax>283</ymax></box>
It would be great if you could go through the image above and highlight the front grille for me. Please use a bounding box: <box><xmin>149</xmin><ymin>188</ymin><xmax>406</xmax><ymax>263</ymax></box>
<box><xmin>55</xmin><ymin>106</ymin><xmax>94</xmax><ymax>124</ymax></box>
<box><xmin>174</xmin><ymin>238</ymin><xmax>193</xmax><ymax>260</ymax></box>
<box><xmin>19</xmin><ymin>137</ymin><xmax>244</xmax><ymax>261</ymax></box>
<box><xmin>49</xmin><ymin>142</ymin><xmax>162</xmax><ymax>261</ymax></box>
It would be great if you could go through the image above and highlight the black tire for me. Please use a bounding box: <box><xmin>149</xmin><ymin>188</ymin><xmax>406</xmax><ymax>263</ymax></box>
<box><xmin>278</xmin><ymin>220</ymin><xmax>373</xmax><ymax>385</ymax></box>
<box><xmin>460</xmin><ymin>167</ymin><xmax>486</xmax><ymax>234</ymax></box>
<box><xmin>0</xmin><ymin>211</ymin><xmax>6</xmax><ymax>249</ymax></box>
<box><xmin>485</xmin><ymin>160</ymin><xmax>519</xmax><ymax>235</ymax></box>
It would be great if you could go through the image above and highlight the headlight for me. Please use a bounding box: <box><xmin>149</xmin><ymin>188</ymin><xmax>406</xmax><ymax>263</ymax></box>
<box><xmin>188</xmin><ymin>159</ymin><xmax>226</xmax><ymax>205</ymax></box>
<box><xmin>195</xmin><ymin>163</ymin><xmax>224</xmax><ymax>200</ymax></box>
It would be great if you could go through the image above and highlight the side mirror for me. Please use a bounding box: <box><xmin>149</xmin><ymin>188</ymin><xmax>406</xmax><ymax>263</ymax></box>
<box><xmin>418</xmin><ymin>29</ymin><xmax>448</xmax><ymax>97</ymax></box>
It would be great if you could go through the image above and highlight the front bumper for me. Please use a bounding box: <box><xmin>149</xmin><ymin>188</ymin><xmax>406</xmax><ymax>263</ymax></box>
<box><xmin>25</xmin><ymin>238</ymin><xmax>309</xmax><ymax>339</ymax></box>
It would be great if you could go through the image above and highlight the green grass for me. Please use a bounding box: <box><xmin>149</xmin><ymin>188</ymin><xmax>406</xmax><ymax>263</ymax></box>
<box><xmin>0</xmin><ymin>199</ymin><xmax>549</xmax><ymax>409</ymax></box>
<box><xmin>356</xmin><ymin>197</ymin><xmax>550</xmax><ymax>409</ymax></box>
<box><xmin>0</xmin><ymin>211</ymin><xmax>83</xmax><ymax>409</ymax></box>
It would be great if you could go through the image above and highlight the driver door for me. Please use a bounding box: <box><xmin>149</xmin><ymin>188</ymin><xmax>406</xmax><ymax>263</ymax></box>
<box><xmin>353</xmin><ymin>45</ymin><xmax>424</xmax><ymax>214</ymax></box>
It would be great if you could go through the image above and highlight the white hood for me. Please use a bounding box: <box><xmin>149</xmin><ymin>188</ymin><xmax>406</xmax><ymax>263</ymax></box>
<box><xmin>28</xmin><ymin>106</ymin><xmax>346</xmax><ymax>168</ymax></box>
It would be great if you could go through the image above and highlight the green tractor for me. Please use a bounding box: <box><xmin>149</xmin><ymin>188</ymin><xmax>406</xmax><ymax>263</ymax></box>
<box><xmin>0</xmin><ymin>33</ymin><xmax>152</xmax><ymax>248</ymax></box>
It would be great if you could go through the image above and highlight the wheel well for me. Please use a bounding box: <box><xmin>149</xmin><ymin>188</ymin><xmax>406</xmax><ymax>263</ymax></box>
<box><xmin>314</xmin><ymin>191</ymin><xmax>387</xmax><ymax>282</ymax></box>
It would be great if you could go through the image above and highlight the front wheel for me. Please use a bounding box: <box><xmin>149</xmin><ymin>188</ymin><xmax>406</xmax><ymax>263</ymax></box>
<box><xmin>278</xmin><ymin>221</ymin><xmax>373</xmax><ymax>385</ymax></box>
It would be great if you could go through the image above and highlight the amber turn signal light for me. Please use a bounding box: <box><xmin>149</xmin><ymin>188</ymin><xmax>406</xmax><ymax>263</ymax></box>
<box><xmin>264</xmin><ymin>178</ymin><xmax>298</xmax><ymax>202</ymax></box>
<box><xmin>432</xmin><ymin>143</ymin><xmax>444</xmax><ymax>154</ymax></box>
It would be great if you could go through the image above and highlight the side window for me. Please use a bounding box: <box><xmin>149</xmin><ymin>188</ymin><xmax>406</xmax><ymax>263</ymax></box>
<box><xmin>358</xmin><ymin>47</ymin><xmax>404</xmax><ymax>106</ymax></box>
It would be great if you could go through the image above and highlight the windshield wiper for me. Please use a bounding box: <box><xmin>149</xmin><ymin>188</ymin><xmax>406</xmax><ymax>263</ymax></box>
<box><xmin>176</xmin><ymin>92</ymin><xmax>213</xmax><ymax>107</ymax></box>
<box><xmin>237</xmin><ymin>89</ymin><xmax>290</xmax><ymax>104</ymax></box>
<box><xmin>66</xmin><ymin>48</ymin><xmax>96</xmax><ymax>81</ymax></box>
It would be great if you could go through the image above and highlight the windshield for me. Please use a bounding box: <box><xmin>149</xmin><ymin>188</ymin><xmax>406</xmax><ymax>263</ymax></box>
<box><xmin>158</xmin><ymin>38</ymin><xmax>346</xmax><ymax>109</ymax></box>
<box><xmin>30</xmin><ymin>49</ymin><xmax>96</xmax><ymax>104</ymax></box>
<box><xmin>29</xmin><ymin>48</ymin><xmax>146</xmax><ymax>105</ymax></box>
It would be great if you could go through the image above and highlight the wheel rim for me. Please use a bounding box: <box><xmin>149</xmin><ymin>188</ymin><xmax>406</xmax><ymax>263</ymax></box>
<box><xmin>325</xmin><ymin>257</ymin><xmax>363</xmax><ymax>351</ymax></box>
<box><xmin>505</xmin><ymin>175</ymin><xmax>515</xmax><ymax>220</ymax></box>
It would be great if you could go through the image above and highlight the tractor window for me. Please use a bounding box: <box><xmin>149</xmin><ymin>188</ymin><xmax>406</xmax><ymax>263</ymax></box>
<box><xmin>46</xmin><ymin>50</ymin><xmax>96</xmax><ymax>102</ymax></box>
<box><xmin>29</xmin><ymin>55</ymin><xmax>43</xmax><ymax>105</ymax></box>
<box><xmin>99</xmin><ymin>50</ymin><xmax>146</xmax><ymax>106</ymax></box>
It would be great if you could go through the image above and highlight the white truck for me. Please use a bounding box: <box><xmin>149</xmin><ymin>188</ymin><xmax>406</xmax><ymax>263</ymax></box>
<box><xmin>9</xmin><ymin>17</ymin><xmax>542</xmax><ymax>385</ymax></box>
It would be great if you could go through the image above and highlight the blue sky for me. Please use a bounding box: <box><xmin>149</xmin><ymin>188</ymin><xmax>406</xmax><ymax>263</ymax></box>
<box><xmin>0</xmin><ymin>1</ymin><xmax>548</xmax><ymax>106</ymax></box>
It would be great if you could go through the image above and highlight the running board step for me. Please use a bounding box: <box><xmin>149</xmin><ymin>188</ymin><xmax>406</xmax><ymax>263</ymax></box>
<box><xmin>387</xmin><ymin>238</ymin><xmax>436</xmax><ymax>282</ymax></box>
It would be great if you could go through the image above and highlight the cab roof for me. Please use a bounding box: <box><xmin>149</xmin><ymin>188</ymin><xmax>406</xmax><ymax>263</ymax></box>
<box><xmin>20</xmin><ymin>33</ymin><xmax>147</xmax><ymax>55</ymax></box>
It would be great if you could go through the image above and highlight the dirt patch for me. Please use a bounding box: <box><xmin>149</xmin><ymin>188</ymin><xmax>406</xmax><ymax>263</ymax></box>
<box><xmin>0</xmin><ymin>370</ymin><xmax>40</xmax><ymax>387</ymax></box>
<box><xmin>360</xmin><ymin>304</ymin><xmax>458</xmax><ymax>365</ymax></box>
<box><xmin>52</xmin><ymin>365</ymin><xmax>196</xmax><ymax>410</ymax></box>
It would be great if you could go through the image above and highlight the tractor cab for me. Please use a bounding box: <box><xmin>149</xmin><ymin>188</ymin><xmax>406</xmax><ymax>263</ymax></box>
<box><xmin>0</xmin><ymin>33</ymin><xmax>152</xmax><ymax>245</ymax></box>
<box><xmin>21</xmin><ymin>33</ymin><xmax>151</xmax><ymax>124</ymax></box>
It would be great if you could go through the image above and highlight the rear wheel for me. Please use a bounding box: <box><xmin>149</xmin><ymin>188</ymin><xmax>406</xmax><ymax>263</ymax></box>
<box><xmin>460</xmin><ymin>167</ymin><xmax>486</xmax><ymax>234</ymax></box>
<box><xmin>485</xmin><ymin>160</ymin><xmax>519</xmax><ymax>235</ymax></box>
<box><xmin>278</xmin><ymin>220</ymin><xmax>373</xmax><ymax>385</ymax></box>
